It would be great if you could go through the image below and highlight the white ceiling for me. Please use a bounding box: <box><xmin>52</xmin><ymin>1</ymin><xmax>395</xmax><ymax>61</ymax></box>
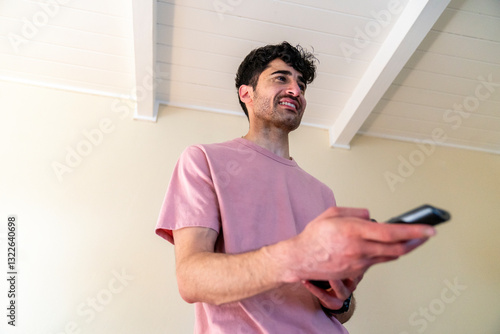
<box><xmin>1</xmin><ymin>0</ymin><xmax>499</xmax><ymax>154</ymax></box>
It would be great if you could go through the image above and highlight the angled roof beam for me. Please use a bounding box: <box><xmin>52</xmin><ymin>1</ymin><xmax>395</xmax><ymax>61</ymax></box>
<box><xmin>132</xmin><ymin>0</ymin><xmax>158</xmax><ymax>122</ymax></box>
<box><xmin>329</xmin><ymin>0</ymin><xmax>451</xmax><ymax>149</ymax></box>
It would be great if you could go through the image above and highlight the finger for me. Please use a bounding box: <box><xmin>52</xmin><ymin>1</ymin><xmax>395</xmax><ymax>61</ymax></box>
<box><xmin>336</xmin><ymin>274</ymin><xmax>364</xmax><ymax>291</ymax></box>
<box><xmin>405</xmin><ymin>237</ymin><xmax>430</xmax><ymax>251</ymax></box>
<box><xmin>328</xmin><ymin>279</ymin><xmax>351</xmax><ymax>300</ymax></box>
<box><xmin>361</xmin><ymin>237</ymin><xmax>430</xmax><ymax>260</ymax></box>
<box><xmin>361</xmin><ymin>222</ymin><xmax>436</xmax><ymax>243</ymax></box>
<box><xmin>301</xmin><ymin>281</ymin><xmax>344</xmax><ymax>309</ymax></box>
<box><xmin>341</xmin><ymin>276</ymin><xmax>362</xmax><ymax>292</ymax></box>
<box><xmin>364</xmin><ymin>255</ymin><xmax>400</xmax><ymax>267</ymax></box>
<box><xmin>319</xmin><ymin>206</ymin><xmax>370</xmax><ymax>221</ymax></box>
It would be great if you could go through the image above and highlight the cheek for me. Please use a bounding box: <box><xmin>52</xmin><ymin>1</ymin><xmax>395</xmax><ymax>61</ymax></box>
<box><xmin>255</xmin><ymin>95</ymin><xmax>273</xmax><ymax>113</ymax></box>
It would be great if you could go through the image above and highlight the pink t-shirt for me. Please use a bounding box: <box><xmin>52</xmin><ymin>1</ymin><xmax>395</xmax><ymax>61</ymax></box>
<box><xmin>156</xmin><ymin>138</ymin><xmax>348</xmax><ymax>334</ymax></box>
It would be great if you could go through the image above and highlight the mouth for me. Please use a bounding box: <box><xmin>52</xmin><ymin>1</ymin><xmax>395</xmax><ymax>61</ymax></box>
<box><xmin>278</xmin><ymin>99</ymin><xmax>299</xmax><ymax>111</ymax></box>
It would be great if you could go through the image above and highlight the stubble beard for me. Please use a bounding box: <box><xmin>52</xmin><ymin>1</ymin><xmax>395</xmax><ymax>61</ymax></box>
<box><xmin>253</xmin><ymin>92</ymin><xmax>303</xmax><ymax>132</ymax></box>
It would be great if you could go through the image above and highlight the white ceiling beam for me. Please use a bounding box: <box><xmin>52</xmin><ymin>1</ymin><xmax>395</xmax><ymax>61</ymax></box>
<box><xmin>132</xmin><ymin>0</ymin><xmax>158</xmax><ymax>122</ymax></box>
<box><xmin>329</xmin><ymin>0</ymin><xmax>451</xmax><ymax>149</ymax></box>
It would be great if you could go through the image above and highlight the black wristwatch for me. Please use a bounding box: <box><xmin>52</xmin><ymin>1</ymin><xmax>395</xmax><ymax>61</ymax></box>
<box><xmin>322</xmin><ymin>294</ymin><xmax>352</xmax><ymax>316</ymax></box>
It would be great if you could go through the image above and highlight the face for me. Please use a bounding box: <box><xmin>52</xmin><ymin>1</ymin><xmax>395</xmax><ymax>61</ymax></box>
<box><xmin>243</xmin><ymin>58</ymin><xmax>307</xmax><ymax>132</ymax></box>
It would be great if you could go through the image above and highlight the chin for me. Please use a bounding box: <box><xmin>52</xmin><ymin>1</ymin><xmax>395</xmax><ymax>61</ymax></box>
<box><xmin>282</xmin><ymin>119</ymin><xmax>302</xmax><ymax>132</ymax></box>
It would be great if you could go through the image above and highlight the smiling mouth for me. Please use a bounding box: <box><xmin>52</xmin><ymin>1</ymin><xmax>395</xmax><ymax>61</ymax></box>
<box><xmin>279</xmin><ymin>101</ymin><xmax>298</xmax><ymax>110</ymax></box>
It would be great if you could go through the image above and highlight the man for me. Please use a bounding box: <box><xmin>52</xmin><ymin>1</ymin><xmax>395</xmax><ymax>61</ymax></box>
<box><xmin>156</xmin><ymin>42</ymin><xmax>435</xmax><ymax>333</ymax></box>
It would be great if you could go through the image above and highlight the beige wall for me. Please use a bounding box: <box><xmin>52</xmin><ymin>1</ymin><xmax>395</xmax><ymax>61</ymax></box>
<box><xmin>1</xmin><ymin>81</ymin><xmax>499</xmax><ymax>333</ymax></box>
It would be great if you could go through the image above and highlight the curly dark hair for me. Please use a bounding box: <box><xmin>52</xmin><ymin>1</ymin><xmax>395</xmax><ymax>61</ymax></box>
<box><xmin>235</xmin><ymin>41</ymin><xmax>317</xmax><ymax>118</ymax></box>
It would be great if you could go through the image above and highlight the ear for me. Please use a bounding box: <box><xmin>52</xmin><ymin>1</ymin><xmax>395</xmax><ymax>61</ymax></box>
<box><xmin>238</xmin><ymin>85</ymin><xmax>253</xmax><ymax>105</ymax></box>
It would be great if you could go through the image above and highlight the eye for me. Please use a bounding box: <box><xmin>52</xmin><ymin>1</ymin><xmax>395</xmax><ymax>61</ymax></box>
<box><xmin>276</xmin><ymin>76</ymin><xmax>287</xmax><ymax>82</ymax></box>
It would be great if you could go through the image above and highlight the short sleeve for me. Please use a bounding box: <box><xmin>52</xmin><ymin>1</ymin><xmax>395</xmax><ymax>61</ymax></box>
<box><xmin>155</xmin><ymin>146</ymin><xmax>221</xmax><ymax>244</ymax></box>
<box><xmin>326</xmin><ymin>187</ymin><xmax>336</xmax><ymax>207</ymax></box>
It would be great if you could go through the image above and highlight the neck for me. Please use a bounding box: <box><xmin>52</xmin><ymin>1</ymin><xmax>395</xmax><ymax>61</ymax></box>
<box><xmin>242</xmin><ymin>127</ymin><xmax>291</xmax><ymax>159</ymax></box>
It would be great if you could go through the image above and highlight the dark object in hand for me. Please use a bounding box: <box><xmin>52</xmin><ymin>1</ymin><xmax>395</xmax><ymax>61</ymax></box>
<box><xmin>310</xmin><ymin>280</ymin><xmax>331</xmax><ymax>289</ymax></box>
<box><xmin>387</xmin><ymin>204</ymin><xmax>450</xmax><ymax>226</ymax></box>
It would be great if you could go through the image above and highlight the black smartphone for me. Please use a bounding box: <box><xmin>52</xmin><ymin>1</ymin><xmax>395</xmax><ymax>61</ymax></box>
<box><xmin>309</xmin><ymin>205</ymin><xmax>450</xmax><ymax>289</ymax></box>
<box><xmin>386</xmin><ymin>204</ymin><xmax>450</xmax><ymax>226</ymax></box>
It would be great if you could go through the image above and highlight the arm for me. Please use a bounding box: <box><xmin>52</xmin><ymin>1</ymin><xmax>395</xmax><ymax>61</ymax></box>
<box><xmin>174</xmin><ymin>207</ymin><xmax>436</xmax><ymax>306</ymax></box>
<box><xmin>173</xmin><ymin>226</ymin><xmax>288</xmax><ymax>305</ymax></box>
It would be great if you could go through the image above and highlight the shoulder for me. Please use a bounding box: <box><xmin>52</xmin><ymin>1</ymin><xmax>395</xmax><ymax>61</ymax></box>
<box><xmin>182</xmin><ymin>139</ymin><xmax>240</xmax><ymax>155</ymax></box>
<box><xmin>176</xmin><ymin>139</ymin><xmax>243</xmax><ymax>171</ymax></box>
<box><xmin>182</xmin><ymin>139</ymin><xmax>249</xmax><ymax>162</ymax></box>
<box><xmin>177</xmin><ymin>145</ymin><xmax>208</xmax><ymax>168</ymax></box>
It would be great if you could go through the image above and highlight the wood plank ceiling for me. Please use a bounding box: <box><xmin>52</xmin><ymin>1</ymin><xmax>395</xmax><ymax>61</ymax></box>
<box><xmin>1</xmin><ymin>0</ymin><xmax>499</xmax><ymax>154</ymax></box>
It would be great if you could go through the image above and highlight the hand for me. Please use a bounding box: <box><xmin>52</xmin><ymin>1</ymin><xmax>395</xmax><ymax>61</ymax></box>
<box><xmin>279</xmin><ymin>206</ymin><xmax>436</xmax><ymax>283</ymax></box>
<box><xmin>302</xmin><ymin>276</ymin><xmax>362</xmax><ymax>310</ymax></box>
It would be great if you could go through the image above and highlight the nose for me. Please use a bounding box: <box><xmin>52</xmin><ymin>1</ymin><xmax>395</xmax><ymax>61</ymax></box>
<box><xmin>286</xmin><ymin>80</ymin><xmax>302</xmax><ymax>97</ymax></box>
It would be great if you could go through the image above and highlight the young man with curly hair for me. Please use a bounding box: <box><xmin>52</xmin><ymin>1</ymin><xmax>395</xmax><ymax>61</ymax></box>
<box><xmin>156</xmin><ymin>42</ymin><xmax>435</xmax><ymax>333</ymax></box>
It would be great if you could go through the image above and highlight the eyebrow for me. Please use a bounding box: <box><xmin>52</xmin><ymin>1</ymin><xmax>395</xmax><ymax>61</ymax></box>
<box><xmin>270</xmin><ymin>70</ymin><xmax>306</xmax><ymax>86</ymax></box>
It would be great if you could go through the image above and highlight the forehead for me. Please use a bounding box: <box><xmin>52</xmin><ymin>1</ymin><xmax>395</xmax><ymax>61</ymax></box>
<box><xmin>260</xmin><ymin>59</ymin><xmax>304</xmax><ymax>82</ymax></box>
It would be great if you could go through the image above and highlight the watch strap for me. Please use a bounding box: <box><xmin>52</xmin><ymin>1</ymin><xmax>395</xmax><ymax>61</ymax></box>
<box><xmin>321</xmin><ymin>293</ymin><xmax>352</xmax><ymax>316</ymax></box>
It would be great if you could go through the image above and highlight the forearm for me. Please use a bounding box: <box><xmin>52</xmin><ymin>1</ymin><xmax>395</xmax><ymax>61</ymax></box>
<box><xmin>176</xmin><ymin>240</ymin><xmax>291</xmax><ymax>305</ymax></box>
